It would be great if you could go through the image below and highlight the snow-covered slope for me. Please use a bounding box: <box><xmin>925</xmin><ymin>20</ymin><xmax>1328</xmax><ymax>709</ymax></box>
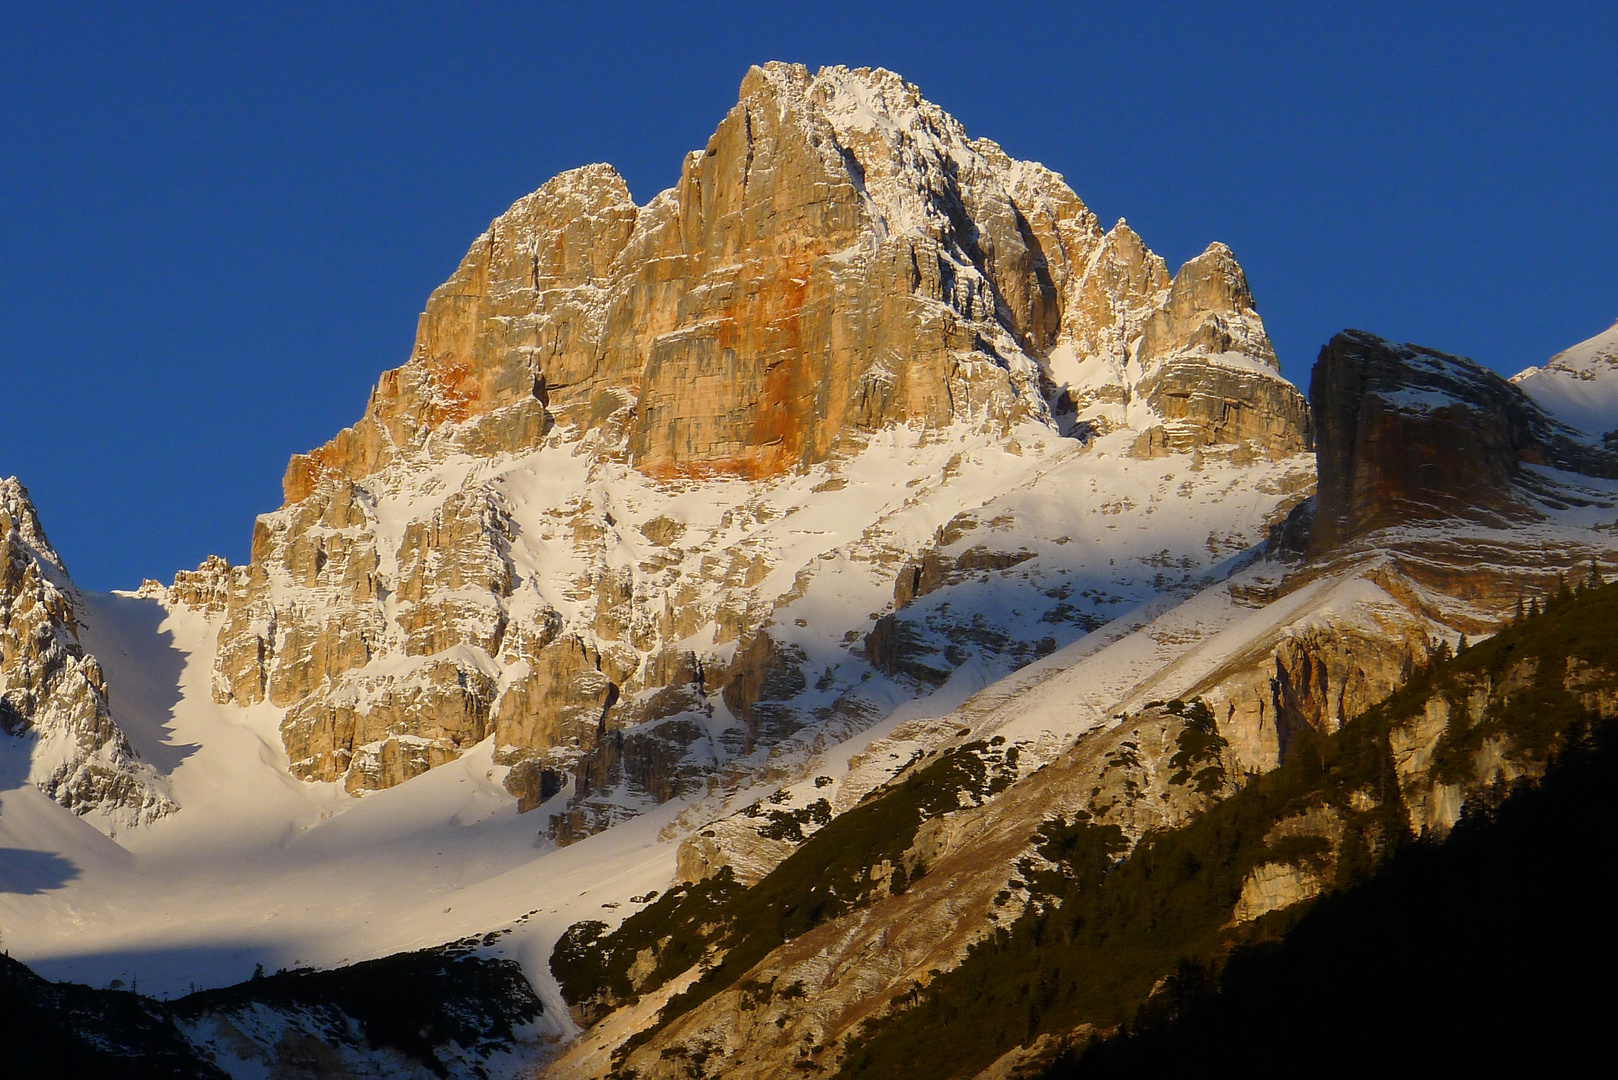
<box><xmin>0</xmin><ymin>412</ymin><xmax>1304</xmax><ymax>980</ymax></box>
<box><xmin>1512</xmin><ymin>317</ymin><xmax>1618</xmax><ymax>440</ymax></box>
<box><xmin>1</xmin><ymin>587</ymin><xmax>673</xmax><ymax>1015</ymax></box>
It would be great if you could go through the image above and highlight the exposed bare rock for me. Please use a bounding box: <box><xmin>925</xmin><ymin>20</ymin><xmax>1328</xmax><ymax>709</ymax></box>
<box><xmin>1190</xmin><ymin>327</ymin><xmax>1618</xmax><ymax>773</ymax></box>
<box><xmin>212</xmin><ymin>478</ymin><xmax>384</xmax><ymax>710</ymax></box>
<box><xmin>1060</xmin><ymin>221</ymin><xmax>1169</xmax><ymax>374</ymax></box>
<box><xmin>1230</xmin><ymin>804</ymin><xmax>1343</xmax><ymax>923</ymax></box>
<box><xmin>281</xmin><ymin>654</ymin><xmax>498</xmax><ymax>792</ymax></box>
<box><xmin>1387</xmin><ymin>654</ymin><xmax>1603</xmax><ymax>839</ymax></box>
<box><xmin>1232</xmin><ymin>859</ymin><xmax>1327</xmax><ymax>924</ymax></box>
<box><xmin>1129</xmin><ymin>244</ymin><xmax>1311</xmax><ymax>461</ymax></box>
<box><xmin>1202</xmin><ymin>611</ymin><xmax>1434</xmax><ymax>772</ymax></box>
<box><xmin>1137</xmin><ymin>243</ymin><xmax>1276</xmax><ymax>370</ymax></box>
<box><xmin>270</xmin><ymin>62</ymin><xmax>1302</xmax><ymax>503</ymax></box>
<box><xmin>1310</xmin><ymin>330</ymin><xmax>1618</xmax><ymax>555</ymax></box>
<box><xmin>164</xmin><ymin>555</ymin><xmax>241</xmax><ymax>616</ymax></box>
<box><xmin>281</xmin><ymin>165</ymin><xmax>633</xmax><ymax>499</ymax></box>
<box><xmin>0</xmin><ymin>478</ymin><xmax>173</xmax><ymax>830</ymax></box>
<box><xmin>286</xmin><ymin>65</ymin><xmax>1063</xmax><ymax>494</ymax></box>
<box><xmin>1047</xmin><ymin>233</ymin><xmax>1310</xmax><ymax>461</ymax></box>
<box><xmin>971</xmin><ymin>1033</ymin><xmax>1085</xmax><ymax>1080</ymax></box>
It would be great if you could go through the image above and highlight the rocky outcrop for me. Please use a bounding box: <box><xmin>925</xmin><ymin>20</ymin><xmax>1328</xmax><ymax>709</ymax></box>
<box><xmin>1309</xmin><ymin>330</ymin><xmax>1618</xmax><ymax>554</ymax></box>
<box><xmin>1202</xmin><ymin>615</ymin><xmax>1435</xmax><ymax>772</ymax></box>
<box><xmin>1051</xmin><ymin>236</ymin><xmax>1311</xmax><ymax>460</ymax></box>
<box><xmin>0</xmin><ymin>478</ymin><xmax>173</xmax><ymax>830</ymax></box>
<box><xmin>1230</xmin><ymin>803</ymin><xmax>1346</xmax><ymax>924</ymax></box>
<box><xmin>285</xmin><ymin>65</ymin><xmax>1063</xmax><ymax>494</ymax></box>
<box><xmin>1130</xmin><ymin>243</ymin><xmax>1312</xmax><ymax>461</ymax></box>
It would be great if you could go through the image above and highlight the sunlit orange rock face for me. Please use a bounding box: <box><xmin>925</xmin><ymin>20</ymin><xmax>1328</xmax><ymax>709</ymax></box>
<box><xmin>282</xmin><ymin>161</ymin><xmax>641</xmax><ymax>501</ymax></box>
<box><xmin>280</xmin><ymin>63</ymin><xmax>1146</xmax><ymax>498</ymax></box>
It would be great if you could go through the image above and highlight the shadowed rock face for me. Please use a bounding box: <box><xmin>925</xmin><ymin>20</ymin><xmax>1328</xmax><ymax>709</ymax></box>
<box><xmin>1310</xmin><ymin>330</ymin><xmax>1618</xmax><ymax>554</ymax></box>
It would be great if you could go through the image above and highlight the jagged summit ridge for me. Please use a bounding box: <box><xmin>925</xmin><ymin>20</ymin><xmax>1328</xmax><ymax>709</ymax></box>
<box><xmin>284</xmin><ymin>61</ymin><xmax>1306</xmax><ymax>497</ymax></box>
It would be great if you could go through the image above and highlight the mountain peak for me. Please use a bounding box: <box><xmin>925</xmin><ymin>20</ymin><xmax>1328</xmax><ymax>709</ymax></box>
<box><xmin>0</xmin><ymin>478</ymin><xmax>173</xmax><ymax>830</ymax></box>
<box><xmin>0</xmin><ymin>475</ymin><xmax>68</xmax><ymax>579</ymax></box>
<box><xmin>214</xmin><ymin>64</ymin><xmax>1317</xmax><ymax>806</ymax></box>
<box><xmin>1511</xmin><ymin>318</ymin><xmax>1618</xmax><ymax>440</ymax></box>
<box><xmin>281</xmin><ymin>63</ymin><xmax>1304</xmax><ymax>501</ymax></box>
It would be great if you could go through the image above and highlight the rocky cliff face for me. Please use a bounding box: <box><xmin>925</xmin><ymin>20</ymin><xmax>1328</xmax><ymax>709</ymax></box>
<box><xmin>1052</xmin><ymin>238</ymin><xmax>1310</xmax><ymax>461</ymax></box>
<box><xmin>1194</xmin><ymin>329</ymin><xmax>1618</xmax><ymax>775</ymax></box>
<box><xmin>275</xmin><ymin>61</ymin><xmax>1310</xmax><ymax>490</ymax></box>
<box><xmin>0</xmin><ymin>479</ymin><xmax>172</xmax><ymax>831</ymax></box>
<box><xmin>1310</xmin><ymin>330</ymin><xmax>1617</xmax><ymax>554</ymax></box>
<box><xmin>197</xmin><ymin>63</ymin><xmax>1311</xmax><ymax>819</ymax></box>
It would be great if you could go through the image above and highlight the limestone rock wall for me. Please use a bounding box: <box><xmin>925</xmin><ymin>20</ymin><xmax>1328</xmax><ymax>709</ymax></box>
<box><xmin>1203</xmin><ymin>617</ymin><xmax>1434</xmax><ymax>773</ymax></box>
<box><xmin>284</xmin><ymin>63</ymin><xmax>1305</xmax><ymax>496</ymax></box>
<box><xmin>1127</xmin><ymin>243</ymin><xmax>1311</xmax><ymax>460</ymax></box>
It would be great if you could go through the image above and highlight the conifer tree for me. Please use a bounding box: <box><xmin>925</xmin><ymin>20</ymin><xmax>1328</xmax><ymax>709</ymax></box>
<box><xmin>1555</xmin><ymin>574</ymin><xmax>1573</xmax><ymax>608</ymax></box>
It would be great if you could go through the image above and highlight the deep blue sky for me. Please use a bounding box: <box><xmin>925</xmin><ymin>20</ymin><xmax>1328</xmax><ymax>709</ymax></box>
<box><xmin>3</xmin><ymin>2</ymin><xmax>1614</xmax><ymax>590</ymax></box>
